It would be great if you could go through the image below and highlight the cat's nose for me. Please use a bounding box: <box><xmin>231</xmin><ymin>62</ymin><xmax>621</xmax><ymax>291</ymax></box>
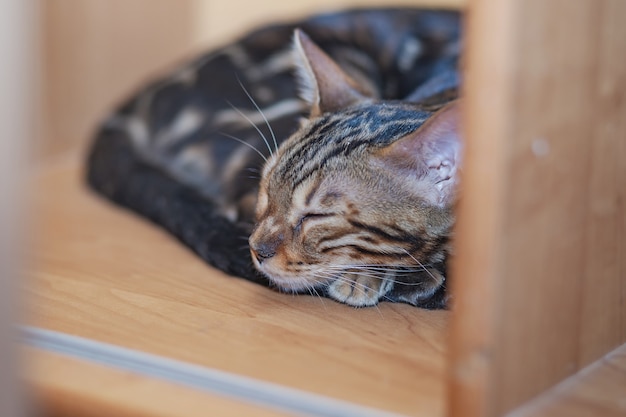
<box><xmin>250</xmin><ymin>247</ymin><xmax>275</xmax><ymax>264</ymax></box>
<box><xmin>249</xmin><ymin>239</ymin><xmax>280</xmax><ymax>264</ymax></box>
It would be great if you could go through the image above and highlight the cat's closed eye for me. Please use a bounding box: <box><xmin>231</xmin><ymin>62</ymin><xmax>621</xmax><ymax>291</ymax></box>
<box><xmin>294</xmin><ymin>213</ymin><xmax>333</xmax><ymax>234</ymax></box>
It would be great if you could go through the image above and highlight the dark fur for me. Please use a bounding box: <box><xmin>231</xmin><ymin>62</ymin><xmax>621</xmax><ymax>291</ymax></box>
<box><xmin>86</xmin><ymin>8</ymin><xmax>461</xmax><ymax>309</ymax></box>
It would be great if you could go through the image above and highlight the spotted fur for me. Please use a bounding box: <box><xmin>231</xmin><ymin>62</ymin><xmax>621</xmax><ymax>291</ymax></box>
<box><xmin>87</xmin><ymin>8</ymin><xmax>461</xmax><ymax>308</ymax></box>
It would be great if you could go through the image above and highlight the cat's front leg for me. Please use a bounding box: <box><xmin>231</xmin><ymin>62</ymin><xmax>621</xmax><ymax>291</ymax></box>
<box><xmin>326</xmin><ymin>272</ymin><xmax>393</xmax><ymax>307</ymax></box>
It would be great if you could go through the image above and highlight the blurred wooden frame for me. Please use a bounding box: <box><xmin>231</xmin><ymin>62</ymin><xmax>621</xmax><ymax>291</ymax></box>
<box><xmin>450</xmin><ymin>1</ymin><xmax>626</xmax><ymax>415</ymax></box>
<box><xmin>1</xmin><ymin>2</ymin><xmax>35</xmax><ymax>417</ymax></box>
<box><xmin>34</xmin><ymin>1</ymin><xmax>626</xmax><ymax>417</ymax></box>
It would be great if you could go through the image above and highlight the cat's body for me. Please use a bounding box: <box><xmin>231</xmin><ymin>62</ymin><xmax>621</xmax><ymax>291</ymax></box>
<box><xmin>87</xmin><ymin>8</ymin><xmax>462</xmax><ymax>309</ymax></box>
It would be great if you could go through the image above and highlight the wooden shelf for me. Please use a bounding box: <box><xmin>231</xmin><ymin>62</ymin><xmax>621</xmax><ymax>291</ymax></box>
<box><xmin>510</xmin><ymin>343</ymin><xmax>626</xmax><ymax>417</ymax></box>
<box><xmin>23</xmin><ymin>154</ymin><xmax>449</xmax><ymax>416</ymax></box>
<box><xmin>21</xmin><ymin>132</ymin><xmax>626</xmax><ymax>417</ymax></box>
<box><xmin>20</xmin><ymin>2</ymin><xmax>626</xmax><ymax>417</ymax></box>
<box><xmin>24</xmin><ymin>348</ymin><xmax>292</xmax><ymax>417</ymax></box>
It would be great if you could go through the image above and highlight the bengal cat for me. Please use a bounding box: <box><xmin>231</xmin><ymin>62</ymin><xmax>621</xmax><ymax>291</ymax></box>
<box><xmin>87</xmin><ymin>8</ymin><xmax>461</xmax><ymax>309</ymax></box>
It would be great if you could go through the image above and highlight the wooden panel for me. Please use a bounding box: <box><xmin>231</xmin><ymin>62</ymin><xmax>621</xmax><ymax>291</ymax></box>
<box><xmin>41</xmin><ymin>0</ymin><xmax>198</xmax><ymax>157</ymax></box>
<box><xmin>447</xmin><ymin>0</ymin><xmax>517</xmax><ymax>415</ymax></box>
<box><xmin>491</xmin><ymin>2</ymin><xmax>599</xmax><ymax>412</ymax></box>
<box><xmin>509</xmin><ymin>343</ymin><xmax>626</xmax><ymax>417</ymax></box>
<box><xmin>194</xmin><ymin>0</ymin><xmax>466</xmax><ymax>49</ymax></box>
<box><xmin>449</xmin><ymin>0</ymin><xmax>626</xmax><ymax>416</ymax></box>
<box><xmin>24</xmin><ymin>348</ymin><xmax>292</xmax><ymax>417</ymax></box>
<box><xmin>578</xmin><ymin>0</ymin><xmax>626</xmax><ymax>366</ymax></box>
<box><xmin>25</xmin><ymin>155</ymin><xmax>448</xmax><ymax>417</ymax></box>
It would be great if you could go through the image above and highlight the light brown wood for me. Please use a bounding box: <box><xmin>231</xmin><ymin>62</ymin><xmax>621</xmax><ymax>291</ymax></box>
<box><xmin>25</xmin><ymin>154</ymin><xmax>449</xmax><ymax>417</ymax></box>
<box><xmin>508</xmin><ymin>343</ymin><xmax>626</xmax><ymax>417</ymax></box>
<box><xmin>23</xmin><ymin>347</ymin><xmax>292</xmax><ymax>417</ymax></box>
<box><xmin>40</xmin><ymin>0</ymin><xmax>198</xmax><ymax>157</ymax></box>
<box><xmin>450</xmin><ymin>1</ymin><xmax>626</xmax><ymax>416</ymax></box>
<box><xmin>195</xmin><ymin>0</ymin><xmax>465</xmax><ymax>48</ymax></box>
<box><xmin>447</xmin><ymin>0</ymin><xmax>517</xmax><ymax>415</ymax></box>
<box><xmin>37</xmin><ymin>2</ymin><xmax>626</xmax><ymax>416</ymax></box>
<box><xmin>36</xmin><ymin>3</ymin><xmax>461</xmax><ymax>415</ymax></box>
<box><xmin>578</xmin><ymin>0</ymin><xmax>626</xmax><ymax>366</ymax></box>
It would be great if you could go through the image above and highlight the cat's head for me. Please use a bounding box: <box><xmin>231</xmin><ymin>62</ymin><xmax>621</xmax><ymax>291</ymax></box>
<box><xmin>249</xmin><ymin>30</ymin><xmax>461</xmax><ymax>306</ymax></box>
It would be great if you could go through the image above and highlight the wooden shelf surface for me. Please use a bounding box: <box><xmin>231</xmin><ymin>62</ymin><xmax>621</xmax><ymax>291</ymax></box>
<box><xmin>23</xmin><ymin>154</ymin><xmax>449</xmax><ymax>417</ymax></box>
<box><xmin>510</xmin><ymin>343</ymin><xmax>626</xmax><ymax>417</ymax></box>
<box><xmin>23</xmin><ymin>347</ymin><xmax>292</xmax><ymax>417</ymax></box>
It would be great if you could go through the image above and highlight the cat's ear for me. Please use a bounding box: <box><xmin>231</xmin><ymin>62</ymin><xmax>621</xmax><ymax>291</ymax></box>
<box><xmin>292</xmin><ymin>29</ymin><xmax>371</xmax><ymax>116</ymax></box>
<box><xmin>375</xmin><ymin>101</ymin><xmax>462</xmax><ymax>207</ymax></box>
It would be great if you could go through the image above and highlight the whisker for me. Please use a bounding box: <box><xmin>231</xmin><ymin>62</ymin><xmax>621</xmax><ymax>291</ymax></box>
<box><xmin>236</xmin><ymin>76</ymin><xmax>279</xmax><ymax>153</ymax></box>
<box><xmin>314</xmin><ymin>274</ymin><xmax>392</xmax><ymax>310</ymax></box>
<box><xmin>322</xmin><ymin>263</ymin><xmax>431</xmax><ymax>273</ymax></box>
<box><xmin>310</xmin><ymin>285</ymin><xmax>328</xmax><ymax>311</ymax></box>
<box><xmin>372</xmin><ymin>299</ymin><xmax>384</xmax><ymax>317</ymax></box>
<box><xmin>218</xmin><ymin>131</ymin><xmax>268</xmax><ymax>163</ymax></box>
<box><xmin>318</xmin><ymin>267</ymin><xmax>429</xmax><ymax>287</ymax></box>
<box><xmin>303</xmin><ymin>272</ymin><xmax>394</xmax><ymax>308</ymax></box>
<box><xmin>401</xmin><ymin>249</ymin><xmax>439</xmax><ymax>283</ymax></box>
<box><xmin>225</xmin><ymin>100</ymin><xmax>274</xmax><ymax>157</ymax></box>
<box><xmin>313</xmin><ymin>272</ymin><xmax>379</xmax><ymax>293</ymax></box>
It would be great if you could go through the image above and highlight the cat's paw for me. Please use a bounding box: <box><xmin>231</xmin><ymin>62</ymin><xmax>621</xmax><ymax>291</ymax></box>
<box><xmin>327</xmin><ymin>274</ymin><xmax>393</xmax><ymax>307</ymax></box>
<box><xmin>387</xmin><ymin>268</ymin><xmax>447</xmax><ymax>309</ymax></box>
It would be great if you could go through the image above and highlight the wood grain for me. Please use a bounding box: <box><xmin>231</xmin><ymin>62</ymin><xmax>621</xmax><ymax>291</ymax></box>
<box><xmin>195</xmin><ymin>0</ymin><xmax>465</xmax><ymax>49</ymax></box>
<box><xmin>447</xmin><ymin>0</ymin><xmax>516</xmax><ymax>415</ymax></box>
<box><xmin>24</xmin><ymin>154</ymin><xmax>449</xmax><ymax>417</ymax></box>
<box><xmin>578</xmin><ymin>0</ymin><xmax>626</xmax><ymax>366</ymax></box>
<box><xmin>450</xmin><ymin>1</ymin><xmax>626</xmax><ymax>416</ymax></box>
<box><xmin>491</xmin><ymin>2</ymin><xmax>598</xmax><ymax>412</ymax></box>
<box><xmin>41</xmin><ymin>0</ymin><xmax>198</xmax><ymax>157</ymax></box>
<box><xmin>509</xmin><ymin>343</ymin><xmax>626</xmax><ymax>417</ymax></box>
<box><xmin>23</xmin><ymin>347</ymin><xmax>292</xmax><ymax>417</ymax></box>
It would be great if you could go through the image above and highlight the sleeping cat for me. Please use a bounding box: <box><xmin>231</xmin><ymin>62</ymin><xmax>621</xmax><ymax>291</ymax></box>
<box><xmin>86</xmin><ymin>8</ymin><xmax>461</xmax><ymax>309</ymax></box>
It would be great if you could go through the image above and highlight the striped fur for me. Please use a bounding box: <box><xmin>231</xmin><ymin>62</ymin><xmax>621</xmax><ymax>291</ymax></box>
<box><xmin>86</xmin><ymin>8</ymin><xmax>461</xmax><ymax>308</ymax></box>
<box><xmin>250</xmin><ymin>100</ymin><xmax>459</xmax><ymax>307</ymax></box>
